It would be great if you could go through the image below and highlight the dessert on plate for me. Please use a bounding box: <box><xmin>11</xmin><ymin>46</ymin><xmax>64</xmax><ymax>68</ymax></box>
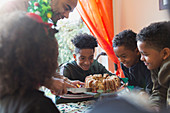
<box><xmin>85</xmin><ymin>74</ymin><xmax>121</xmax><ymax>93</ymax></box>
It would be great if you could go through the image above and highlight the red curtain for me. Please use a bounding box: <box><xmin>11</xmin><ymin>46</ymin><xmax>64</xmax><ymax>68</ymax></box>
<box><xmin>76</xmin><ymin>0</ymin><xmax>125</xmax><ymax>78</ymax></box>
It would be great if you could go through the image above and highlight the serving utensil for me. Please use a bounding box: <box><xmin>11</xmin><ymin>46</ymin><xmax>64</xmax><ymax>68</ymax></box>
<box><xmin>67</xmin><ymin>88</ymin><xmax>92</xmax><ymax>93</ymax></box>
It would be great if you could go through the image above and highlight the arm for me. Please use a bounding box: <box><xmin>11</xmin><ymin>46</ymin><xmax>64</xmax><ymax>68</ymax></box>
<box><xmin>53</xmin><ymin>73</ymin><xmax>84</xmax><ymax>87</ymax></box>
<box><xmin>59</xmin><ymin>62</ymin><xmax>86</xmax><ymax>82</ymax></box>
<box><xmin>59</xmin><ymin>63</ymin><xmax>73</xmax><ymax>79</ymax></box>
<box><xmin>43</xmin><ymin>72</ymin><xmax>75</xmax><ymax>95</ymax></box>
<box><xmin>44</xmin><ymin>72</ymin><xmax>84</xmax><ymax>95</ymax></box>
<box><xmin>149</xmin><ymin>70</ymin><xmax>167</xmax><ymax>111</ymax></box>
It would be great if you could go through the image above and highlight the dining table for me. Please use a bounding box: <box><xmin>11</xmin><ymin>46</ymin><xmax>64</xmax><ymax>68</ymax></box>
<box><xmin>55</xmin><ymin>87</ymin><xmax>131</xmax><ymax>113</ymax></box>
<box><xmin>56</xmin><ymin>100</ymin><xmax>96</xmax><ymax>113</ymax></box>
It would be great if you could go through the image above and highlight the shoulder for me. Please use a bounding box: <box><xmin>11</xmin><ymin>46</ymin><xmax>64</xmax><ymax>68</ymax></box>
<box><xmin>61</xmin><ymin>61</ymin><xmax>77</xmax><ymax>68</ymax></box>
<box><xmin>59</xmin><ymin>61</ymin><xmax>77</xmax><ymax>75</ymax></box>
<box><xmin>91</xmin><ymin>60</ymin><xmax>113</xmax><ymax>75</ymax></box>
<box><xmin>137</xmin><ymin>60</ymin><xmax>149</xmax><ymax>71</ymax></box>
<box><xmin>91</xmin><ymin>60</ymin><xmax>107</xmax><ymax>69</ymax></box>
<box><xmin>92</xmin><ymin>60</ymin><xmax>103</xmax><ymax>66</ymax></box>
<box><xmin>29</xmin><ymin>90</ymin><xmax>60</xmax><ymax>113</ymax></box>
<box><xmin>0</xmin><ymin>90</ymin><xmax>59</xmax><ymax>113</ymax></box>
<box><xmin>121</xmin><ymin>63</ymin><xmax>126</xmax><ymax>69</ymax></box>
<box><xmin>136</xmin><ymin>60</ymin><xmax>151</xmax><ymax>76</ymax></box>
<box><xmin>121</xmin><ymin>63</ymin><xmax>128</xmax><ymax>72</ymax></box>
<box><xmin>160</xmin><ymin>56</ymin><xmax>170</xmax><ymax>70</ymax></box>
<box><xmin>158</xmin><ymin>57</ymin><xmax>170</xmax><ymax>88</ymax></box>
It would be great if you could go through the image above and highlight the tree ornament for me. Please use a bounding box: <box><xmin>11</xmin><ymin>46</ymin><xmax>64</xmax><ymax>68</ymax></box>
<box><xmin>34</xmin><ymin>2</ymin><xmax>39</xmax><ymax>7</ymax></box>
<box><xmin>27</xmin><ymin>0</ymin><xmax>52</xmax><ymax>22</ymax></box>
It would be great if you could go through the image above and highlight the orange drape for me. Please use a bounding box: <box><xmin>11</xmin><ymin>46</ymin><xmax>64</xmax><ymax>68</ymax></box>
<box><xmin>76</xmin><ymin>0</ymin><xmax>125</xmax><ymax>78</ymax></box>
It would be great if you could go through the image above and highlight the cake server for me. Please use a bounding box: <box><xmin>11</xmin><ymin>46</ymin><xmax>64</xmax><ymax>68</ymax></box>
<box><xmin>67</xmin><ymin>88</ymin><xmax>92</xmax><ymax>93</ymax></box>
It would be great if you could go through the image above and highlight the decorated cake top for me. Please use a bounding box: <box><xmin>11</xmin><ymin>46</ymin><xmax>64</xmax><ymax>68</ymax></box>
<box><xmin>85</xmin><ymin>74</ymin><xmax>121</xmax><ymax>93</ymax></box>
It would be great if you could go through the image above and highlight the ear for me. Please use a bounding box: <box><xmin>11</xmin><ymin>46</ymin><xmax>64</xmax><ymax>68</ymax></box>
<box><xmin>161</xmin><ymin>48</ymin><xmax>170</xmax><ymax>60</ymax></box>
<box><xmin>73</xmin><ymin>54</ymin><xmax>77</xmax><ymax>61</ymax></box>
<box><xmin>135</xmin><ymin>48</ymin><xmax>140</xmax><ymax>56</ymax></box>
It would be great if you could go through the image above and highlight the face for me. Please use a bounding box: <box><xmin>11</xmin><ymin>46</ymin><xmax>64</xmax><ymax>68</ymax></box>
<box><xmin>114</xmin><ymin>45</ymin><xmax>139</xmax><ymax>68</ymax></box>
<box><xmin>74</xmin><ymin>49</ymin><xmax>94</xmax><ymax>71</ymax></box>
<box><xmin>137</xmin><ymin>41</ymin><xmax>164</xmax><ymax>70</ymax></box>
<box><xmin>51</xmin><ymin>0</ymin><xmax>78</xmax><ymax>22</ymax></box>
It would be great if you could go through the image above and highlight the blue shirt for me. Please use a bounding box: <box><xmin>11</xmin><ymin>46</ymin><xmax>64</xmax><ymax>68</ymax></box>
<box><xmin>121</xmin><ymin>60</ymin><xmax>153</xmax><ymax>94</ymax></box>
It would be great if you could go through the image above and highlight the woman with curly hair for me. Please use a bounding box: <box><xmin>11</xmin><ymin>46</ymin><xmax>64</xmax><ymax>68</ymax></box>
<box><xmin>0</xmin><ymin>11</ymin><xmax>60</xmax><ymax>113</ymax></box>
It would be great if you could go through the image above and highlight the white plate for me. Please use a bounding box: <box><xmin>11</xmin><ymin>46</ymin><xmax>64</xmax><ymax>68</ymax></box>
<box><xmin>67</xmin><ymin>88</ymin><xmax>92</xmax><ymax>93</ymax></box>
<box><xmin>84</xmin><ymin>91</ymin><xmax>116</xmax><ymax>96</ymax></box>
<box><xmin>60</xmin><ymin>93</ymin><xmax>94</xmax><ymax>99</ymax></box>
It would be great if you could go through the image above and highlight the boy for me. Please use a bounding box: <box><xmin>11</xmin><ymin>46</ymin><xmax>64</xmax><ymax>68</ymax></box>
<box><xmin>112</xmin><ymin>30</ymin><xmax>153</xmax><ymax>94</ymax></box>
<box><xmin>136</xmin><ymin>21</ymin><xmax>170</xmax><ymax>111</ymax></box>
<box><xmin>60</xmin><ymin>33</ymin><xmax>113</xmax><ymax>82</ymax></box>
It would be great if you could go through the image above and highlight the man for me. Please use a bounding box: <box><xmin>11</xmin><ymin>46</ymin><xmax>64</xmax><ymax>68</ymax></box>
<box><xmin>51</xmin><ymin>0</ymin><xmax>78</xmax><ymax>21</ymax></box>
<box><xmin>0</xmin><ymin>0</ymin><xmax>78</xmax><ymax>22</ymax></box>
<box><xmin>0</xmin><ymin>0</ymin><xmax>82</xmax><ymax>95</ymax></box>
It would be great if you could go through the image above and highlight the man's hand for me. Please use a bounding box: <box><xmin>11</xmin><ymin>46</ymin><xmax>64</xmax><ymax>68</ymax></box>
<box><xmin>49</xmin><ymin>77</ymin><xmax>76</xmax><ymax>95</ymax></box>
<box><xmin>44</xmin><ymin>75</ymin><xmax>85</xmax><ymax>95</ymax></box>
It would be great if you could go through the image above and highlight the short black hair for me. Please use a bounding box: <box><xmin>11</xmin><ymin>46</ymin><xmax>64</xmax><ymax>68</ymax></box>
<box><xmin>136</xmin><ymin>21</ymin><xmax>170</xmax><ymax>51</ymax></box>
<box><xmin>71</xmin><ymin>33</ymin><xmax>98</xmax><ymax>54</ymax></box>
<box><xmin>112</xmin><ymin>30</ymin><xmax>137</xmax><ymax>51</ymax></box>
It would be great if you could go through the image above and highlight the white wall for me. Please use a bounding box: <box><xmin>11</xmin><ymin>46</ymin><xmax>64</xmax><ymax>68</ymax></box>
<box><xmin>113</xmin><ymin>0</ymin><xmax>169</xmax><ymax>34</ymax></box>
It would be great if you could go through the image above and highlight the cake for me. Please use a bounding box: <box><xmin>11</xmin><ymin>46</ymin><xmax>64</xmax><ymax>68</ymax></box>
<box><xmin>85</xmin><ymin>74</ymin><xmax>121</xmax><ymax>93</ymax></box>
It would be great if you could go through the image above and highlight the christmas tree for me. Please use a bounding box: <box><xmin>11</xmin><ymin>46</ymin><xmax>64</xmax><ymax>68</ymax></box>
<box><xmin>27</xmin><ymin>0</ymin><xmax>52</xmax><ymax>22</ymax></box>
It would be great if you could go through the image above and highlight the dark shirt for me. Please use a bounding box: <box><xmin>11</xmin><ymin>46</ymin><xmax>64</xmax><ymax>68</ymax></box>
<box><xmin>0</xmin><ymin>89</ymin><xmax>60</xmax><ymax>113</ymax></box>
<box><xmin>60</xmin><ymin>60</ymin><xmax>113</xmax><ymax>82</ymax></box>
<box><xmin>89</xmin><ymin>96</ymin><xmax>153</xmax><ymax>113</ymax></box>
<box><xmin>121</xmin><ymin>60</ymin><xmax>153</xmax><ymax>94</ymax></box>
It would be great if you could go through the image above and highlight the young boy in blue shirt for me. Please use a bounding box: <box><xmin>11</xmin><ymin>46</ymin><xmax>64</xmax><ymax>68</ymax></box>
<box><xmin>137</xmin><ymin>21</ymin><xmax>170</xmax><ymax>111</ymax></box>
<box><xmin>112</xmin><ymin>30</ymin><xmax>153</xmax><ymax>94</ymax></box>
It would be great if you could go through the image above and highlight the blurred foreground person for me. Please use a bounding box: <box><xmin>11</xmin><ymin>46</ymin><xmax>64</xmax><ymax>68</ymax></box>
<box><xmin>0</xmin><ymin>11</ymin><xmax>61</xmax><ymax>113</ymax></box>
<box><xmin>90</xmin><ymin>91</ymin><xmax>157</xmax><ymax>113</ymax></box>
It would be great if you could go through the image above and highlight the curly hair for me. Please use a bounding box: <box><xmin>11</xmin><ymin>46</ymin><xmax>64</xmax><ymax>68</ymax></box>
<box><xmin>0</xmin><ymin>12</ymin><xmax>58</xmax><ymax>98</ymax></box>
<box><xmin>112</xmin><ymin>30</ymin><xmax>137</xmax><ymax>51</ymax></box>
<box><xmin>136</xmin><ymin>21</ymin><xmax>170</xmax><ymax>51</ymax></box>
<box><xmin>71</xmin><ymin>33</ymin><xmax>98</xmax><ymax>54</ymax></box>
